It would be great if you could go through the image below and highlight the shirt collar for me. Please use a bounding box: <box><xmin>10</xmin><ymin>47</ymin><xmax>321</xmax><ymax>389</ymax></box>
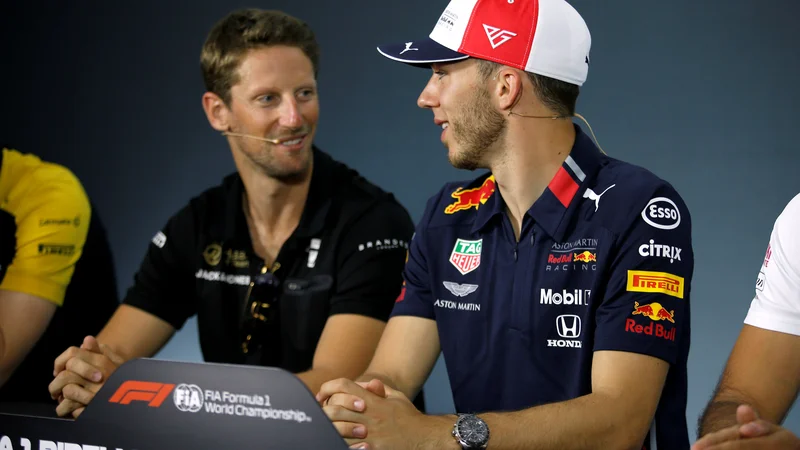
<box><xmin>472</xmin><ymin>125</ymin><xmax>605</xmax><ymax>240</ymax></box>
<box><xmin>222</xmin><ymin>146</ymin><xmax>335</xmax><ymax>248</ymax></box>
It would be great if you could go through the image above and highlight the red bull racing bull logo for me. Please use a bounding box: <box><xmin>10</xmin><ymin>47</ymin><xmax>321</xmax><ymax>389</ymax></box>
<box><xmin>573</xmin><ymin>251</ymin><xmax>596</xmax><ymax>263</ymax></box>
<box><xmin>631</xmin><ymin>301</ymin><xmax>675</xmax><ymax>323</ymax></box>
<box><xmin>625</xmin><ymin>302</ymin><xmax>676</xmax><ymax>341</ymax></box>
<box><xmin>444</xmin><ymin>176</ymin><xmax>496</xmax><ymax>214</ymax></box>
<box><xmin>626</xmin><ymin>270</ymin><xmax>684</xmax><ymax>299</ymax></box>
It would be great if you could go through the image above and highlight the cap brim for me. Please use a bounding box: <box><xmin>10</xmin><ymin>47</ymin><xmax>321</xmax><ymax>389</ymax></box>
<box><xmin>377</xmin><ymin>37</ymin><xmax>469</xmax><ymax>68</ymax></box>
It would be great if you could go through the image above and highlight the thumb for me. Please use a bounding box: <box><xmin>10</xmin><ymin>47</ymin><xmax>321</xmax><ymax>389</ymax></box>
<box><xmin>80</xmin><ymin>336</ymin><xmax>101</xmax><ymax>353</ymax></box>
<box><xmin>98</xmin><ymin>344</ymin><xmax>126</xmax><ymax>367</ymax></box>
<box><xmin>382</xmin><ymin>384</ymin><xmax>406</xmax><ymax>399</ymax></box>
<box><xmin>736</xmin><ymin>404</ymin><xmax>759</xmax><ymax>425</ymax></box>
<box><xmin>355</xmin><ymin>379</ymin><xmax>387</xmax><ymax>398</ymax></box>
<box><xmin>739</xmin><ymin>419</ymin><xmax>777</xmax><ymax>438</ymax></box>
<box><xmin>366</xmin><ymin>379</ymin><xmax>387</xmax><ymax>398</ymax></box>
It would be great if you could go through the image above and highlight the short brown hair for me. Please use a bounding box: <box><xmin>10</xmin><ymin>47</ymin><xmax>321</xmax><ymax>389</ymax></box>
<box><xmin>200</xmin><ymin>9</ymin><xmax>320</xmax><ymax>105</ymax></box>
<box><xmin>476</xmin><ymin>59</ymin><xmax>579</xmax><ymax>117</ymax></box>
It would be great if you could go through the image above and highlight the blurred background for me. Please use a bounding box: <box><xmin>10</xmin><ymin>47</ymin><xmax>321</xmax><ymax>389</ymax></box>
<box><xmin>1</xmin><ymin>0</ymin><xmax>798</xmax><ymax>439</ymax></box>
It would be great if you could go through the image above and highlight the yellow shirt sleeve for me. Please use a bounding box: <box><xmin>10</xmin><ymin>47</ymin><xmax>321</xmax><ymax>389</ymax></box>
<box><xmin>0</xmin><ymin>155</ymin><xmax>91</xmax><ymax>306</ymax></box>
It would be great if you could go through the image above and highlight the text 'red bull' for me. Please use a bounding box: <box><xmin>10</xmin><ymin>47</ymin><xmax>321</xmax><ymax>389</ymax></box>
<box><xmin>626</xmin><ymin>301</ymin><xmax>677</xmax><ymax>341</ymax></box>
<box><xmin>444</xmin><ymin>176</ymin><xmax>496</xmax><ymax>214</ymax></box>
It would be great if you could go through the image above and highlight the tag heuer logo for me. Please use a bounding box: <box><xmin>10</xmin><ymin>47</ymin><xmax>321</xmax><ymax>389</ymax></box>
<box><xmin>449</xmin><ymin>239</ymin><xmax>482</xmax><ymax>275</ymax></box>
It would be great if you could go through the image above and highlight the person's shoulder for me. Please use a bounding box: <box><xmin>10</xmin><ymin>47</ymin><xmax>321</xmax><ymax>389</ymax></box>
<box><xmin>2</xmin><ymin>150</ymin><xmax>92</xmax><ymax>225</ymax></box>
<box><xmin>321</xmin><ymin>150</ymin><xmax>394</xmax><ymax>201</ymax></box>
<box><xmin>421</xmin><ymin>172</ymin><xmax>496</xmax><ymax>229</ymax></box>
<box><xmin>13</xmin><ymin>152</ymin><xmax>89</xmax><ymax>204</ymax></box>
<box><xmin>777</xmin><ymin>192</ymin><xmax>800</xmax><ymax>226</ymax></box>
<box><xmin>181</xmin><ymin>172</ymin><xmax>240</xmax><ymax>214</ymax></box>
<box><xmin>773</xmin><ymin>192</ymin><xmax>800</xmax><ymax>246</ymax></box>
<box><xmin>318</xmin><ymin>149</ymin><xmax>412</xmax><ymax>219</ymax></box>
<box><xmin>590</xmin><ymin>156</ymin><xmax>690</xmax><ymax>232</ymax></box>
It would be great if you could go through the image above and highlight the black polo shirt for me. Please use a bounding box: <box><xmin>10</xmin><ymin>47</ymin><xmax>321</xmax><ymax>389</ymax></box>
<box><xmin>123</xmin><ymin>147</ymin><xmax>414</xmax><ymax>376</ymax></box>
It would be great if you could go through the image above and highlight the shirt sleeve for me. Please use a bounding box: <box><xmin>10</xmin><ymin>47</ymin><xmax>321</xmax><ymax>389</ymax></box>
<box><xmin>122</xmin><ymin>204</ymin><xmax>198</xmax><ymax>329</ymax></box>
<box><xmin>390</xmin><ymin>193</ymin><xmax>439</xmax><ymax>320</ymax></box>
<box><xmin>329</xmin><ymin>198</ymin><xmax>415</xmax><ymax>321</ymax></box>
<box><xmin>743</xmin><ymin>193</ymin><xmax>800</xmax><ymax>336</ymax></box>
<box><xmin>0</xmin><ymin>164</ymin><xmax>91</xmax><ymax>306</ymax></box>
<box><xmin>593</xmin><ymin>185</ymin><xmax>694</xmax><ymax>364</ymax></box>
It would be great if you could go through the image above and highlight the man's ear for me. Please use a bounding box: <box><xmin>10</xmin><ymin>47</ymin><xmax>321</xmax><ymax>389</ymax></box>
<box><xmin>202</xmin><ymin>92</ymin><xmax>231</xmax><ymax>132</ymax></box>
<box><xmin>492</xmin><ymin>67</ymin><xmax>524</xmax><ymax>113</ymax></box>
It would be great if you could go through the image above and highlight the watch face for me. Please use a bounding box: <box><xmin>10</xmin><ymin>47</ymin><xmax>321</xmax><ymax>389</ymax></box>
<box><xmin>459</xmin><ymin>416</ymin><xmax>489</xmax><ymax>446</ymax></box>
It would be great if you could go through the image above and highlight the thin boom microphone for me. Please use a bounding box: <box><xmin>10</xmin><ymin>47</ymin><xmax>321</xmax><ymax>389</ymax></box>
<box><xmin>221</xmin><ymin>131</ymin><xmax>282</xmax><ymax>144</ymax></box>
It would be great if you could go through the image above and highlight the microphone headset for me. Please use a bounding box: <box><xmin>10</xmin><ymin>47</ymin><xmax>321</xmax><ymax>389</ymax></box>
<box><xmin>506</xmin><ymin>110</ymin><xmax>606</xmax><ymax>155</ymax></box>
<box><xmin>221</xmin><ymin>131</ymin><xmax>282</xmax><ymax>144</ymax></box>
<box><xmin>497</xmin><ymin>70</ymin><xmax>607</xmax><ymax>155</ymax></box>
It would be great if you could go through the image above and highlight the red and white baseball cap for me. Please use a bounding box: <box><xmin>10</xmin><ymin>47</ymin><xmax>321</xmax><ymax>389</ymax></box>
<box><xmin>377</xmin><ymin>0</ymin><xmax>591</xmax><ymax>86</ymax></box>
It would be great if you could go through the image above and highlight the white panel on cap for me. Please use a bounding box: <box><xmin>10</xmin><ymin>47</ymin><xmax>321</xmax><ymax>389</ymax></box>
<box><xmin>526</xmin><ymin>0</ymin><xmax>591</xmax><ymax>86</ymax></box>
<box><xmin>429</xmin><ymin>0</ymin><xmax>480</xmax><ymax>53</ymax></box>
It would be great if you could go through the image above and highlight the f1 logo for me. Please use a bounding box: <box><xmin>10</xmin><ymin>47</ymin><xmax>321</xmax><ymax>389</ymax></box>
<box><xmin>108</xmin><ymin>380</ymin><xmax>175</xmax><ymax>407</ymax></box>
<box><xmin>556</xmin><ymin>315</ymin><xmax>581</xmax><ymax>339</ymax></box>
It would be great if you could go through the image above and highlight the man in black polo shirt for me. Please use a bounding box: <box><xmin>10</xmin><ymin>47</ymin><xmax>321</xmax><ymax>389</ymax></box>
<box><xmin>47</xmin><ymin>8</ymin><xmax>416</xmax><ymax>418</ymax></box>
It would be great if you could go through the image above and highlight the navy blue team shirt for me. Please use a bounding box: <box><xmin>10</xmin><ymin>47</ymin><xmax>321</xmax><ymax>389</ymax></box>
<box><xmin>393</xmin><ymin>124</ymin><xmax>693</xmax><ymax>449</ymax></box>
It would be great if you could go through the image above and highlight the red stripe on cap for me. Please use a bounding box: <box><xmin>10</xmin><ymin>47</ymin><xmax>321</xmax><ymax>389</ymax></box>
<box><xmin>549</xmin><ymin>167</ymin><xmax>579</xmax><ymax>208</ymax></box>
<box><xmin>459</xmin><ymin>0</ymin><xmax>539</xmax><ymax>69</ymax></box>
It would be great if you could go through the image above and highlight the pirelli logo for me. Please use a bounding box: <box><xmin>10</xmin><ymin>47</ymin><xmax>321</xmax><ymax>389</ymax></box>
<box><xmin>627</xmin><ymin>270</ymin><xmax>684</xmax><ymax>299</ymax></box>
<box><xmin>38</xmin><ymin>244</ymin><xmax>75</xmax><ymax>256</ymax></box>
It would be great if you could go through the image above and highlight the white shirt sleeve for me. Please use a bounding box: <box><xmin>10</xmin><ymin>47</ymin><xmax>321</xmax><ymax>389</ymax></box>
<box><xmin>744</xmin><ymin>193</ymin><xmax>800</xmax><ymax>336</ymax></box>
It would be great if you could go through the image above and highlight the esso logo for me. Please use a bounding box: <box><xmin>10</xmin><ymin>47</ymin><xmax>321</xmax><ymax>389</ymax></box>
<box><xmin>642</xmin><ymin>197</ymin><xmax>681</xmax><ymax>230</ymax></box>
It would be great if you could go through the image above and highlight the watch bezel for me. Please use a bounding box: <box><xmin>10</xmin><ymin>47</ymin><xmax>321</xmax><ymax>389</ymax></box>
<box><xmin>453</xmin><ymin>413</ymin><xmax>489</xmax><ymax>449</ymax></box>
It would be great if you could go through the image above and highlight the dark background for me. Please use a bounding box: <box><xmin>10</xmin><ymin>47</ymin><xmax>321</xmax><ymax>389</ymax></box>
<box><xmin>1</xmin><ymin>0</ymin><xmax>799</xmax><ymax>439</ymax></box>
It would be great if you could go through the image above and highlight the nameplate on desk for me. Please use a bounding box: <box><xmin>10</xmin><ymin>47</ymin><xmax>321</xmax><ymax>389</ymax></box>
<box><xmin>0</xmin><ymin>358</ymin><xmax>347</xmax><ymax>449</ymax></box>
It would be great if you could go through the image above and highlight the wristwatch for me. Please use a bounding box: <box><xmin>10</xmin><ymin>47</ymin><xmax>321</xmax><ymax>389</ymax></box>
<box><xmin>452</xmin><ymin>413</ymin><xmax>490</xmax><ymax>449</ymax></box>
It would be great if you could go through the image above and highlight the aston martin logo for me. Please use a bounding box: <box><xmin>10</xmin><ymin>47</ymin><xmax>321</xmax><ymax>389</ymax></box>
<box><xmin>443</xmin><ymin>281</ymin><xmax>478</xmax><ymax>297</ymax></box>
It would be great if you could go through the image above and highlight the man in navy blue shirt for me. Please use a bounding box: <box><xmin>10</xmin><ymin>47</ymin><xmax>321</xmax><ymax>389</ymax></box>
<box><xmin>318</xmin><ymin>0</ymin><xmax>693</xmax><ymax>448</ymax></box>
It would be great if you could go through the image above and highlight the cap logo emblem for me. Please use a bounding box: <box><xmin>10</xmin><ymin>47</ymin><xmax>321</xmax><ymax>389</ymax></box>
<box><xmin>400</xmin><ymin>42</ymin><xmax>419</xmax><ymax>55</ymax></box>
<box><xmin>483</xmin><ymin>24</ymin><xmax>517</xmax><ymax>49</ymax></box>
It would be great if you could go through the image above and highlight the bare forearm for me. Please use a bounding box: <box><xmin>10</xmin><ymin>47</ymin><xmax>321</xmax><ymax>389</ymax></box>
<box><xmin>474</xmin><ymin>393</ymin><xmax>645</xmax><ymax>450</ymax></box>
<box><xmin>356</xmin><ymin>371</ymin><xmax>403</xmax><ymax>391</ymax></box>
<box><xmin>697</xmin><ymin>400</ymin><xmax>742</xmax><ymax>437</ymax></box>
<box><xmin>296</xmin><ymin>368</ymin><xmax>342</xmax><ymax>395</ymax></box>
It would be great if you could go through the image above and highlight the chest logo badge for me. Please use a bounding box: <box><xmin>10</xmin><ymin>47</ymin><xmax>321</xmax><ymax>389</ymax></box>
<box><xmin>449</xmin><ymin>239</ymin><xmax>482</xmax><ymax>275</ymax></box>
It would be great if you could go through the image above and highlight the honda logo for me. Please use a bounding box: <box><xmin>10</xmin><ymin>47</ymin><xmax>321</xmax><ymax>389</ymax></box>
<box><xmin>556</xmin><ymin>315</ymin><xmax>581</xmax><ymax>339</ymax></box>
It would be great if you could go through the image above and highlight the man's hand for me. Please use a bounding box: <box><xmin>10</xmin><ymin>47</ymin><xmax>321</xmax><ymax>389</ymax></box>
<box><xmin>317</xmin><ymin>378</ymin><xmax>453</xmax><ymax>450</ymax></box>
<box><xmin>693</xmin><ymin>405</ymin><xmax>800</xmax><ymax>450</ymax></box>
<box><xmin>48</xmin><ymin>335</ymin><xmax>125</xmax><ymax>418</ymax></box>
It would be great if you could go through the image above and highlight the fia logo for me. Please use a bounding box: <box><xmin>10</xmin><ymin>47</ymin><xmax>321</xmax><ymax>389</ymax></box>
<box><xmin>173</xmin><ymin>383</ymin><xmax>204</xmax><ymax>413</ymax></box>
